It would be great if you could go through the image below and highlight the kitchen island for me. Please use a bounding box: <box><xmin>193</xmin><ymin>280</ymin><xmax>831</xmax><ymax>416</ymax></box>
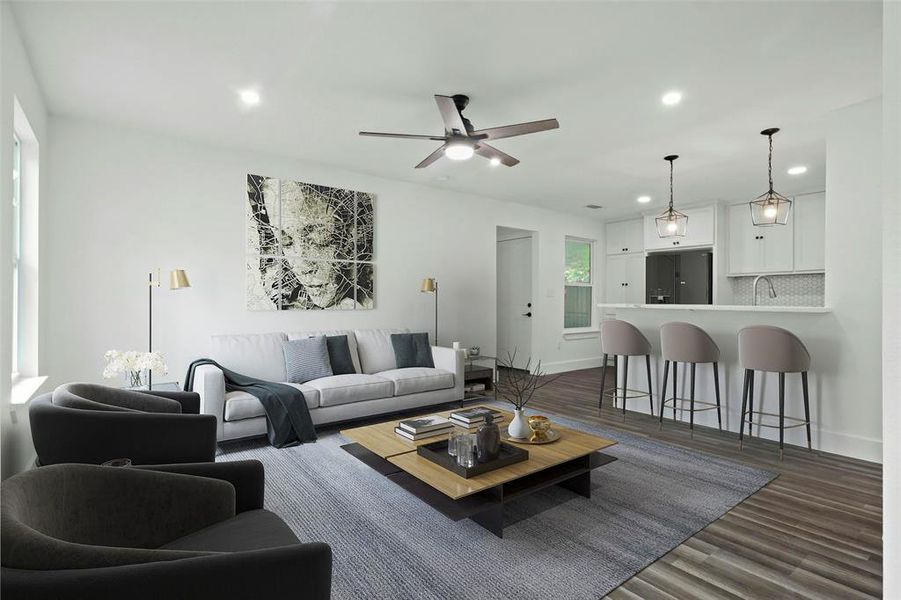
<box><xmin>594</xmin><ymin>302</ymin><xmax>880</xmax><ymax>461</ymax></box>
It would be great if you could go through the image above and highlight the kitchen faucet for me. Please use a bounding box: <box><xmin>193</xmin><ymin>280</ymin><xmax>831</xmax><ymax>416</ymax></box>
<box><xmin>752</xmin><ymin>275</ymin><xmax>777</xmax><ymax>306</ymax></box>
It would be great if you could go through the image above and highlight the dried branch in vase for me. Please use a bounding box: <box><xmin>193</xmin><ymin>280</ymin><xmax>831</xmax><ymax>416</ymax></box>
<box><xmin>495</xmin><ymin>350</ymin><xmax>562</xmax><ymax>410</ymax></box>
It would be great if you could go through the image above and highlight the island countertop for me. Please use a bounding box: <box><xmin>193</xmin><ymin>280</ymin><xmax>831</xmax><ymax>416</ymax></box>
<box><xmin>597</xmin><ymin>303</ymin><xmax>830</xmax><ymax>314</ymax></box>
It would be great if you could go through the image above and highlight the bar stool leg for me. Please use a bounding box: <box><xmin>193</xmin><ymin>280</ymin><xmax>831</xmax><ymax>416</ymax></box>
<box><xmin>713</xmin><ymin>362</ymin><xmax>723</xmax><ymax>431</ymax></box>
<box><xmin>778</xmin><ymin>372</ymin><xmax>786</xmax><ymax>461</ymax></box>
<box><xmin>739</xmin><ymin>368</ymin><xmax>750</xmax><ymax>449</ymax></box>
<box><xmin>748</xmin><ymin>370</ymin><xmax>755</xmax><ymax>438</ymax></box>
<box><xmin>622</xmin><ymin>356</ymin><xmax>629</xmax><ymax>420</ymax></box>
<box><xmin>671</xmin><ymin>362</ymin><xmax>678</xmax><ymax>424</ymax></box>
<box><xmin>659</xmin><ymin>360</ymin><xmax>669</xmax><ymax>429</ymax></box>
<box><xmin>612</xmin><ymin>355</ymin><xmax>618</xmax><ymax>409</ymax></box>
<box><xmin>802</xmin><ymin>371</ymin><xmax>812</xmax><ymax>452</ymax></box>
<box><xmin>598</xmin><ymin>353</ymin><xmax>608</xmax><ymax>411</ymax></box>
<box><xmin>689</xmin><ymin>362</ymin><xmax>696</xmax><ymax>439</ymax></box>
<box><xmin>645</xmin><ymin>355</ymin><xmax>654</xmax><ymax>416</ymax></box>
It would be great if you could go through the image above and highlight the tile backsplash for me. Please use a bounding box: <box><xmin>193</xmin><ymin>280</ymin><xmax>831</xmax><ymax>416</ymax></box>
<box><xmin>729</xmin><ymin>273</ymin><xmax>825</xmax><ymax>307</ymax></box>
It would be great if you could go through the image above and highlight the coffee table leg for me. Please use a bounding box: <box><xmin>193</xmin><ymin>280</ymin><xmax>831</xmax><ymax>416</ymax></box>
<box><xmin>558</xmin><ymin>470</ymin><xmax>591</xmax><ymax>498</ymax></box>
<box><xmin>470</xmin><ymin>504</ymin><xmax>504</xmax><ymax>538</ymax></box>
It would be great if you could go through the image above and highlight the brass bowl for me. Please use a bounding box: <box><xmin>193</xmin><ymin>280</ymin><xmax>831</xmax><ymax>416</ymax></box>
<box><xmin>528</xmin><ymin>415</ymin><xmax>551</xmax><ymax>442</ymax></box>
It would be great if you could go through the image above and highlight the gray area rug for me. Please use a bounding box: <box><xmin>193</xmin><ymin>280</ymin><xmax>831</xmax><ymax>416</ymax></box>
<box><xmin>217</xmin><ymin>406</ymin><xmax>775</xmax><ymax>600</ymax></box>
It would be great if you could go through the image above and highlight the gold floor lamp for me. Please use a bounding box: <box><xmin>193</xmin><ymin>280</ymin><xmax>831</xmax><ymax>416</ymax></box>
<box><xmin>420</xmin><ymin>278</ymin><xmax>438</xmax><ymax>346</ymax></box>
<box><xmin>148</xmin><ymin>269</ymin><xmax>191</xmax><ymax>388</ymax></box>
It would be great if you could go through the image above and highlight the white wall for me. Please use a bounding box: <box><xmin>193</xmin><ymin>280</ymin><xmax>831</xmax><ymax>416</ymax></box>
<box><xmin>0</xmin><ymin>5</ymin><xmax>50</xmax><ymax>479</ymax></box>
<box><xmin>44</xmin><ymin>117</ymin><xmax>605</xmax><ymax>395</ymax></box>
<box><xmin>617</xmin><ymin>98</ymin><xmax>884</xmax><ymax>463</ymax></box>
<box><xmin>882</xmin><ymin>0</ymin><xmax>900</xmax><ymax>593</ymax></box>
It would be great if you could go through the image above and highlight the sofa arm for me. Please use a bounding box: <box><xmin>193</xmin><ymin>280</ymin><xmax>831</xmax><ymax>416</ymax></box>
<box><xmin>432</xmin><ymin>346</ymin><xmax>465</xmax><ymax>401</ymax></box>
<box><xmin>136</xmin><ymin>460</ymin><xmax>265</xmax><ymax>513</ymax></box>
<box><xmin>191</xmin><ymin>364</ymin><xmax>226</xmax><ymax>440</ymax></box>
<box><xmin>1</xmin><ymin>543</ymin><xmax>333</xmax><ymax>600</ymax></box>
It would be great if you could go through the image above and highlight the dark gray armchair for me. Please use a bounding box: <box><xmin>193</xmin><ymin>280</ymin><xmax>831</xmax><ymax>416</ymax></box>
<box><xmin>1</xmin><ymin>460</ymin><xmax>332</xmax><ymax>600</ymax></box>
<box><xmin>29</xmin><ymin>383</ymin><xmax>217</xmax><ymax>466</ymax></box>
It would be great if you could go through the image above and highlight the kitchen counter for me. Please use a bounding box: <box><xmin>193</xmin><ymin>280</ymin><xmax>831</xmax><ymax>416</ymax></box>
<box><xmin>597</xmin><ymin>303</ymin><xmax>830</xmax><ymax>314</ymax></box>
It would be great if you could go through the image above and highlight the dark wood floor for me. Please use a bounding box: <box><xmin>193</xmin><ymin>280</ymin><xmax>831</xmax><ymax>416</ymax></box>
<box><xmin>524</xmin><ymin>367</ymin><xmax>882</xmax><ymax>600</ymax></box>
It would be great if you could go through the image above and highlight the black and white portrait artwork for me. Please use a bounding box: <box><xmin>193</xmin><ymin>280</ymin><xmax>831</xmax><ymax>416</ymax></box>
<box><xmin>246</xmin><ymin>174</ymin><xmax>375</xmax><ymax>311</ymax></box>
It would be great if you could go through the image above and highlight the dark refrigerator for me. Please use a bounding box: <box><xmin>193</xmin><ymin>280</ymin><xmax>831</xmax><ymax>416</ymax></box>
<box><xmin>645</xmin><ymin>249</ymin><xmax>713</xmax><ymax>304</ymax></box>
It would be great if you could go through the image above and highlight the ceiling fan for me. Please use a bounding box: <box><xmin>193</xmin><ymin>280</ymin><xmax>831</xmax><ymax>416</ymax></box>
<box><xmin>359</xmin><ymin>94</ymin><xmax>559</xmax><ymax>169</ymax></box>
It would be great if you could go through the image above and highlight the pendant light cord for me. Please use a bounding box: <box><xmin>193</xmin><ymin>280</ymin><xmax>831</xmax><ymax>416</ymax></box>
<box><xmin>768</xmin><ymin>132</ymin><xmax>774</xmax><ymax>192</ymax></box>
<box><xmin>668</xmin><ymin>158</ymin><xmax>674</xmax><ymax>211</ymax></box>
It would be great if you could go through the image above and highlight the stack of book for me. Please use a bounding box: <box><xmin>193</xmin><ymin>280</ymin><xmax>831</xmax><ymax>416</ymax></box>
<box><xmin>449</xmin><ymin>407</ymin><xmax>506</xmax><ymax>432</ymax></box>
<box><xmin>394</xmin><ymin>415</ymin><xmax>453</xmax><ymax>441</ymax></box>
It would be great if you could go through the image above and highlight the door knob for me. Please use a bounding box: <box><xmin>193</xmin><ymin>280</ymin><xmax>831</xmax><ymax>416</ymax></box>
<box><xmin>522</xmin><ymin>312</ymin><xmax>532</xmax><ymax>317</ymax></box>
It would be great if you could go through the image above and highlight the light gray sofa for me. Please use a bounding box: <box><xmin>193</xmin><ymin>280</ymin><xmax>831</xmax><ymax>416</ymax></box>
<box><xmin>192</xmin><ymin>328</ymin><xmax>465</xmax><ymax>442</ymax></box>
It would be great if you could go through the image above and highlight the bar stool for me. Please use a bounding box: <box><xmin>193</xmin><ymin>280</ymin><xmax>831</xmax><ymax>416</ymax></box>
<box><xmin>658</xmin><ymin>322</ymin><xmax>722</xmax><ymax>437</ymax></box>
<box><xmin>599</xmin><ymin>320</ymin><xmax>654</xmax><ymax>418</ymax></box>
<box><xmin>738</xmin><ymin>325</ymin><xmax>812</xmax><ymax>460</ymax></box>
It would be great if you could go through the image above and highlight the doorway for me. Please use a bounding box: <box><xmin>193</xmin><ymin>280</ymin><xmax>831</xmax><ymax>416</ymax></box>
<box><xmin>496</xmin><ymin>226</ymin><xmax>535</xmax><ymax>370</ymax></box>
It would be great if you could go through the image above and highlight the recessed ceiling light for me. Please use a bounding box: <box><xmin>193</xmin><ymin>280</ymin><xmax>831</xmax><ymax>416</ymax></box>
<box><xmin>489</xmin><ymin>157</ymin><xmax>501</xmax><ymax>167</ymax></box>
<box><xmin>444</xmin><ymin>142</ymin><xmax>474</xmax><ymax>161</ymax></box>
<box><xmin>239</xmin><ymin>89</ymin><xmax>261</xmax><ymax>106</ymax></box>
<box><xmin>661</xmin><ymin>91</ymin><xmax>683</xmax><ymax>106</ymax></box>
<box><xmin>637</xmin><ymin>195</ymin><xmax>651</xmax><ymax>204</ymax></box>
<box><xmin>787</xmin><ymin>165</ymin><xmax>807</xmax><ymax>175</ymax></box>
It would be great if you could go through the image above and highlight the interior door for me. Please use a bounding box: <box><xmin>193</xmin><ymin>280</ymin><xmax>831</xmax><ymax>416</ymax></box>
<box><xmin>497</xmin><ymin>236</ymin><xmax>533</xmax><ymax>370</ymax></box>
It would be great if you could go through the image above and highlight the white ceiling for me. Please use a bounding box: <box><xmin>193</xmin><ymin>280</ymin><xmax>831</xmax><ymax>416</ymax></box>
<box><xmin>11</xmin><ymin>1</ymin><xmax>882</xmax><ymax>220</ymax></box>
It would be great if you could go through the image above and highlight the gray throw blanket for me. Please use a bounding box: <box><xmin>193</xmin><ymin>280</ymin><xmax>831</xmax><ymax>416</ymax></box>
<box><xmin>184</xmin><ymin>358</ymin><xmax>316</xmax><ymax>448</ymax></box>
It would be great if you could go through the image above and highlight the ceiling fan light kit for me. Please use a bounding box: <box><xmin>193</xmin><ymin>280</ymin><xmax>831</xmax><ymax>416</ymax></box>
<box><xmin>359</xmin><ymin>93</ymin><xmax>559</xmax><ymax>168</ymax></box>
<box><xmin>655</xmin><ymin>154</ymin><xmax>688</xmax><ymax>238</ymax></box>
<box><xmin>749</xmin><ymin>127</ymin><xmax>792</xmax><ymax>226</ymax></box>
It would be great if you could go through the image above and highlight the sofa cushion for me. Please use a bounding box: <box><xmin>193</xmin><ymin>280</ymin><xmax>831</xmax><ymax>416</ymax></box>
<box><xmin>287</xmin><ymin>330</ymin><xmax>361</xmax><ymax>374</ymax></box>
<box><xmin>159</xmin><ymin>509</ymin><xmax>298</xmax><ymax>552</ymax></box>
<box><xmin>376</xmin><ymin>368</ymin><xmax>455</xmax><ymax>396</ymax></box>
<box><xmin>390</xmin><ymin>333</ymin><xmax>435</xmax><ymax>369</ymax></box>
<box><xmin>325</xmin><ymin>335</ymin><xmax>357</xmax><ymax>375</ymax></box>
<box><xmin>354</xmin><ymin>329</ymin><xmax>409</xmax><ymax>374</ymax></box>
<box><xmin>210</xmin><ymin>332</ymin><xmax>288</xmax><ymax>382</ymax></box>
<box><xmin>307</xmin><ymin>374</ymin><xmax>394</xmax><ymax>408</ymax></box>
<box><xmin>282</xmin><ymin>336</ymin><xmax>333</xmax><ymax>384</ymax></box>
<box><xmin>223</xmin><ymin>384</ymin><xmax>319</xmax><ymax>422</ymax></box>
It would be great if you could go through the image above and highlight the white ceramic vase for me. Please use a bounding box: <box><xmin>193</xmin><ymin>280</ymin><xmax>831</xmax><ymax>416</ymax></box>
<box><xmin>508</xmin><ymin>409</ymin><xmax>530</xmax><ymax>439</ymax></box>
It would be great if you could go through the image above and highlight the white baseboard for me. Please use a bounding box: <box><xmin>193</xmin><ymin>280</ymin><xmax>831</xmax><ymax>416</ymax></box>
<box><xmin>541</xmin><ymin>356</ymin><xmax>604</xmax><ymax>375</ymax></box>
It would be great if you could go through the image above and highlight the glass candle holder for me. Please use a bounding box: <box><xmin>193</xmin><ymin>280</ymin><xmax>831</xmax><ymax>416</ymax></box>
<box><xmin>456</xmin><ymin>434</ymin><xmax>476</xmax><ymax>468</ymax></box>
<box><xmin>447</xmin><ymin>429</ymin><xmax>462</xmax><ymax>457</ymax></box>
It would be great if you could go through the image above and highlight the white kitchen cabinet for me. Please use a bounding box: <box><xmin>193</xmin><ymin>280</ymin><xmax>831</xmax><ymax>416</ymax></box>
<box><xmin>644</xmin><ymin>205</ymin><xmax>715</xmax><ymax>251</ymax></box>
<box><xmin>727</xmin><ymin>203</ymin><xmax>794</xmax><ymax>274</ymax></box>
<box><xmin>606</xmin><ymin>253</ymin><xmax>645</xmax><ymax>303</ymax></box>
<box><xmin>793</xmin><ymin>192</ymin><xmax>826</xmax><ymax>271</ymax></box>
<box><xmin>605</xmin><ymin>219</ymin><xmax>644</xmax><ymax>255</ymax></box>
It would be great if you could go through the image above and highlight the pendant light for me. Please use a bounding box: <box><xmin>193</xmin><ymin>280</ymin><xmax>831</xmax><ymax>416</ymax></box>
<box><xmin>749</xmin><ymin>128</ymin><xmax>792</xmax><ymax>226</ymax></box>
<box><xmin>655</xmin><ymin>155</ymin><xmax>687</xmax><ymax>238</ymax></box>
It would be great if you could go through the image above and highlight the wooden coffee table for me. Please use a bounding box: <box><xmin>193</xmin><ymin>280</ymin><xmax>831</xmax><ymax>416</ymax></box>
<box><xmin>340</xmin><ymin>406</ymin><xmax>617</xmax><ymax>537</ymax></box>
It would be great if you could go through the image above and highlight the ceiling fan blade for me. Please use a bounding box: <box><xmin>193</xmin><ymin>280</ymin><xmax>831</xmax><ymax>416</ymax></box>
<box><xmin>475</xmin><ymin>143</ymin><xmax>520</xmax><ymax>167</ymax></box>
<box><xmin>434</xmin><ymin>95</ymin><xmax>467</xmax><ymax>135</ymax></box>
<box><xmin>415</xmin><ymin>144</ymin><xmax>448</xmax><ymax>169</ymax></box>
<box><xmin>359</xmin><ymin>131</ymin><xmax>447</xmax><ymax>141</ymax></box>
<box><xmin>471</xmin><ymin>118</ymin><xmax>559</xmax><ymax>141</ymax></box>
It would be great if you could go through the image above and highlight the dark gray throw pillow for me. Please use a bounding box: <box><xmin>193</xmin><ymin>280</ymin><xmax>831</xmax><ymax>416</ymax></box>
<box><xmin>283</xmin><ymin>335</ymin><xmax>334</xmax><ymax>383</ymax></box>
<box><xmin>325</xmin><ymin>335</ymin><xmax>356</xmax><ymax>375</ymax></box>
<box><xmin>390</xmin><ymin>333</ymin><xmax>435</xmax><ymax>369</ymax></box>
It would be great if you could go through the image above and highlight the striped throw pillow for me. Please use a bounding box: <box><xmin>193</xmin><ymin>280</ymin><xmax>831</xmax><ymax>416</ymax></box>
<box><xmin>283</xmin><ymin>336</ymin><xmax>334</xmax><ymax>384</ymax></box>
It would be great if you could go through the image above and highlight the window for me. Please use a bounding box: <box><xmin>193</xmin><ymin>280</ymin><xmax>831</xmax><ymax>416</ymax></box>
<box><xmin>11</xmin><ymin>133</ymin><xmax>21</xmax><ymax>375</ymax></box>
<box><xmin>564</xmin><ymin>238</ymin><xmax>593</xmax><ymax>328</ymax></box>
